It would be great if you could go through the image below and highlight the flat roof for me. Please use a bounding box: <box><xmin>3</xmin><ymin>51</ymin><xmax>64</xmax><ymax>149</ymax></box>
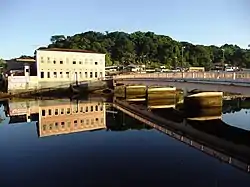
<box><xmin>37</xmin><ymin>48</ymin><xmax>105</xmax><ymax>54</ymax></box>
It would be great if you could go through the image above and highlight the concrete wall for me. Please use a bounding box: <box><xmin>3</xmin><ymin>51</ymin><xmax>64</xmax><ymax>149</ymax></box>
<box><xmin>8</xmin><ymin>76</ymin><xmax>39</xmax><ymax>94</ymax></box>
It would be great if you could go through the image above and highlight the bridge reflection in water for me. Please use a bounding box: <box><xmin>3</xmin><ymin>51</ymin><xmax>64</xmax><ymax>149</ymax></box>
<box><xmin>2</xmin><ymin>97</ymin><xmax>250</xmax><ymax>174</ymax></box>
<box><xmin>113</xmin><ymin>98</ymin><xmax>250</xmax><ymax>174</ymax></box>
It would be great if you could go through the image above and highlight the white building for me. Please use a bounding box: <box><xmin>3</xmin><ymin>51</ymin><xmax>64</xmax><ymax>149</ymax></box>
<box><xmin>7</xmin><ymin>48</ymin><xmax>106</xmax><ymax>93</ymax></box>
<box><xmin>36</xmin><ymin>48</ymin><xmax>106</xmax><ymax>88</ymax></box>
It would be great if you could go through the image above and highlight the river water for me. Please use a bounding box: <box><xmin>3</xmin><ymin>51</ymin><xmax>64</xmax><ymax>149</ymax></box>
<box><xmin>0</xmin><ymin>97</ymin><xmax>250</xmax><ymax>187</ymax></box>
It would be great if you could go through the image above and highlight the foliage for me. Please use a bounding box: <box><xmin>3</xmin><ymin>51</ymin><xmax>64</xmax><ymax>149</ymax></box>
<box><xmin>44</xmin><ymin>31</ymin><xmax>250</xmax><ymax>69</ymax></box>
<box><xmin>0</xmin><ymin>59</ymin><xmax>7</xmax><ymax>69</ymax></box>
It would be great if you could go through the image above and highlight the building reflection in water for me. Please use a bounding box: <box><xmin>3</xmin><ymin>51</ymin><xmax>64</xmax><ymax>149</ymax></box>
<box><xmin>7</xmin><ymin>99</ymin><xmax>106</xmax><ymax>138</ymax></box>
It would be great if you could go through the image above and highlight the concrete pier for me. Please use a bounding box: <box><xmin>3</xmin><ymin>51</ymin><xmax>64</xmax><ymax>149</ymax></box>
<box><xmin>184</xmin><ymin>92</ymin><xmax>223</xmax><ymax>109</ymax></box>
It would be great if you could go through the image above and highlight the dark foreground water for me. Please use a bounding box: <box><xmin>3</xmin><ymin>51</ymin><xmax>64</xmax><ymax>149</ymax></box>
<box><xmin>0</xmin><ymin>98</ymin><xmax>250</xmax><ymax>187</ymax></box>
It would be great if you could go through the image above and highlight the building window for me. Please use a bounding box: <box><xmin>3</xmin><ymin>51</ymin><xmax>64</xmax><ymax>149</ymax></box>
<box><xmin>80</xmin><ymin>107</ymin><xmax>83</xmax><ymax>112</ymax></box>
<box><xmin>81</xmin><ymin>120</ymin><xmax>84</xmax><ymax>125</ymax></box>
<box><xmin>95</xmin><ymin>62</ymin><xmax>98</xmax><ymax>65</ymax></box>
<box><xmin>95</xmin><ymin>72</ymin><xmax>98</xmax><ymax>78</ymax></box>
<box><xmin>85</xmin><ymin>72</ymin><xmax>88</xmax><ymax>78</ymax></box>
<box><xmin>61</xmin><ymin>108</ymin><xmax>64</xmax><ymax>115</ymax></box>
<box><xmin>67</xmin><ymin>108</ymin><xmax>70</xmax><ymax>114</ymax></box>
<box><xmin>96</xmin><ymin>118</ymin><xmax>99</xmax><ymax>122</ymax></box>
<box><xmin>60</xmin><ymin>72</ymin><xmax>63</xmax><ymax>78</ymax></box>
<box><xmin>85</xmin><ymin>59</ymin><xmax>88</xmax><ymax>64</ymax></box>
<box><xmin>53</xmin><ymin>60</ymin><xmax>56</xmax><ymax>64</ymax></box>
<box><xmin>47</xmin><ymin>72</ymin><xmax>50</xmax><ymax>78</ymax></box>
<box><xmin>41</xmin><ymin>57</ymin><xmax>44</xmax><ymax>63</ymax></box>
<box><xmin>73</xmin><ymin>61</ymin><xmax>76</xmax><ymax>64</ymax></box>
<box><xmin>26</xmin><ymin>68</ymin><xmax>29</xmax><ymax>73</ymax></box>
<box><xmin>91</xmin><ymin>119</ymin><xmax>94</xmax><ymax>125</ymax></box>
<box><xmin>49</xmin><ymin>124</ymin><xmax>53</xmax><ymax>130</ymax></box>
<box><xmin>91</xmin><ymin>106</ymin><xmax>93</xmax><ymax>112</ymax></box>
<box><xmin>100</xmin><ymin>106</ymin><xmax>103</xmax><ymax>111</ymax></box>
<box><xmin>95</xmin><ymin>105</ymin><xmax>98</xmax><ymax>111</ymax></box>
<box><xmin>74</xmin><ymin>120</ymin><xmax>77</xmax><ymax>127</ymax></box>
<box><xmin>55</xmin><ymin>109</ymin><xmax>59</xmax><ymax>115</ymax></box>
<box><xmin>79</xmin><ymin>61</ymin><xmax>82</xmax><ymax>64</ymax></box>
<box><xmin>86</xmin><ymin>119</ymin><xmax>89</xmax><ymax>125</ymax></box>
<box><xmin>42</xmin><ymin>110</ymin><xmax>46</xmax><ymax>116</ymax></box>
<box><xmin>90</xmin><ymin>72</ymin><xmax>93</xmax><ymax>78</ymax></box>
<box><xmin>60</xmin><ymin>60</ymin><xmax>63</xmax><ymax>64</ymax></box>
<box><xmin>48</xmin><ymin>109</ymin><xmax>52</xmax><ymax>115</ymax></box>
<box><xmin>43</xmin><ymin>125</ymin><xmax>46</xmax><ymax>131</ymax></box>
<box><xmin>41</xmin><ymin>72</ymin><xmax>44</xmax><ymax>78</ymax></box>
<box><xmin>55</xmin><ymin>122</ymin><xmax>58</xmax><ymax>129</ymax></box>
<box><xmin>101</xmin><ymin>118</ymin><xmax>104</xmax><ymax>123</ymax></box>
<box><xmin>66</xmin><ymin>72</ymin><xmax>70</xmax><ymax>78</ymax></box>
<box><xmin>86</xmin><ymin>106</ymin><xmax>88</xmax><ymax>112</ymax></box>
<box><xmin>54</xmin><ymin>72</ymin><xmax>57</xmax><ymax>78</ymax></box>
<box><xmin>61</xmin><ymin>122</ymin><xmax>65</xmax><ymax>128</ymax></box>
<box><xmin>79</xmin><ymin>72</ymin><xmax>82</xmax><ymax>78</ymax></box>
<box><xmin>100</xmin><ymin>72</ymin><xmax>103</xmax><ymax>77</ymax></box>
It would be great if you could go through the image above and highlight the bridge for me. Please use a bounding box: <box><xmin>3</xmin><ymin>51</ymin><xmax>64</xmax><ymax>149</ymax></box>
<box><xmin>113</xmin><ymin>72</ymin><xmax>250</xmax><ymax>95</ymax></box>
<box><xmin>113</xmin><ymin>99</ymin><xmax>250</xmax><ymax>174</ymax></box>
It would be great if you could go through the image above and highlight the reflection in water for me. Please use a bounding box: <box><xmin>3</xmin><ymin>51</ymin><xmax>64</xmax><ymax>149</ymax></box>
<box><xmin>1</xmin><ymin>97</ymin><xmax>250</xmax><ymax>186</ymax></box>
<box><xmin>4</xmin><ymin>99</ymin><xmax>106</xmax><ymax>138</ymax></box>
<box><xmin>222</xmin><ymin>99</ymin><xmax>250</xmax><ymax>131</ymax></box>
<box><xmin>114</xmin><ymin>99</ymin><xmax>250</xmax><ymax>175</ymax></box>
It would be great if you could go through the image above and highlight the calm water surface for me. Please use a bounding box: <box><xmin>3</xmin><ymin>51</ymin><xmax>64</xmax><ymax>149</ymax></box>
<box><xmin>0</xmin><ymin>98</ymin><xmax>250</xmax><ymax>187</ymax></box>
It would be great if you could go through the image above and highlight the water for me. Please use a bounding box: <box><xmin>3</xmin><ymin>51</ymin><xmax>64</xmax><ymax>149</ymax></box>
<box><xmin>0</xmin><ymin>98</ymin><xmax>250</xmax><ymax>187</ymax></box>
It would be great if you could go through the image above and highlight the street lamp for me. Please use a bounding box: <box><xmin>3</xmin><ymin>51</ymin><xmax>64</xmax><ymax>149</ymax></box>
<box><xmin>174</xmin><ymin>56</ymin><xmax>177</xmax><ymax>70</ymax></box>
<box><xmin>181</xmin><ymin>46</ymin><xmax>185</xmax><ymax>71</ymax></box>
<box><xmin>221</xmin><ymin>48</ymin><xmax>225</xmax><ymax>70</ymax></box>
<box><xmin>222</xmin><ymin>49</ymin><xmax>225</xmax><ymax>64</ymax></box>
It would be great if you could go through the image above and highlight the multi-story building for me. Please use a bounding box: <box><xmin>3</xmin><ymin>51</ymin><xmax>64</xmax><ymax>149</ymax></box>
<box><xmin>36</xmin><ymin>48</ymin><xmax>106</xmax><ymax>88</ymax></box>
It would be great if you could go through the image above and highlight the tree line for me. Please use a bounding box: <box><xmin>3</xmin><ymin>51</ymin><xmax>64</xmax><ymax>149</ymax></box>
<box><xmin>40</xmin><ymin>31</ymin><xmax>250</xmax><ymax>69</ymax></box>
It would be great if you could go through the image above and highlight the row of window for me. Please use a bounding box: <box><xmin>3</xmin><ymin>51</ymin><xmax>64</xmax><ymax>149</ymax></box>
<box><xmin>41</xmin><ymin>57</ymin><xmax>102</xmax><ymax>65</ymax></box>
<box><xmin>42</xmin><ymin>118</ymin><xmax>105</xmax><ymax>131</ymax></box>
<box><xmin>40</xmin><ymin>71</ymin><xmax>103</xmax><ymax>79</ymax></box>
<box><xmin>41</xmin><ymin>105</ymin><xmax>104</xmax><ymax>116</ymax></box>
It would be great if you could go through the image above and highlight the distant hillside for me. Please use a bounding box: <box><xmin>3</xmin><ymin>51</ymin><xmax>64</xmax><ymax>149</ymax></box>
<box><xmin>38</xmin><ymin>31</ymin><xmax>250</xmax><ymax>69</ymax></box>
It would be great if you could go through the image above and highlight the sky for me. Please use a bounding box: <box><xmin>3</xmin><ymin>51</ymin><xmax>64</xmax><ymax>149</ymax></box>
<box><xmin>0</xmin><ymin>0</ymin><xmax>249</xmax><ymax>59</ymax></box>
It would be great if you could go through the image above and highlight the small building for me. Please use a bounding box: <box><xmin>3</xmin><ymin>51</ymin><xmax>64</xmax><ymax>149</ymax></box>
<box><xmin>5</xmin><ymin>58</ymin><xmax>36</xmax><ymax>76</ymax></box>
<box><xmin>188</xmin><ymin>67</ymin><xmax>205</xmax><ymax>72</ymax></box>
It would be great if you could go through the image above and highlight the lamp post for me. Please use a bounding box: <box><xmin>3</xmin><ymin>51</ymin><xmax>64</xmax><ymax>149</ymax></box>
<box><xmin>181</xmin><ymin>46</ymin><xmax>185</xmax><ymax>71</ymax></box>
<box><xmin>222</xmin><ymin>48</ymin><xmax>225</xmax><ymax>64</ymax></box>
<box><xmin>174</xmin><ymin>56</ymin><xmax>177</xmax><ymax>70</ymax></box>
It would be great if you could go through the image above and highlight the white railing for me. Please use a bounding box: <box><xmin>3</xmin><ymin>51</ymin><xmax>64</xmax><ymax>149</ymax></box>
<box><xmin>114</xmin><ymin>72</ymin><xmax>250</xmax><ymax>83</ymax></box>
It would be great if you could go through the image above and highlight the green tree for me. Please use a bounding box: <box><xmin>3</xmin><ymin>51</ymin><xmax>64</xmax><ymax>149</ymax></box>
<box><xmin>0</xmin><ymin>59</ymin><xmax>7</xmax><ymax>69</ymax></box>
<box><xmin>38</xmin><ymin>31</ymin><xmax>250</xmax><ymax>69</ymax></box>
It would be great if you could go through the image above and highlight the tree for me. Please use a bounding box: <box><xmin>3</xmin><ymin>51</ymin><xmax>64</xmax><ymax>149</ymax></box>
<box><xmin>0</xmin><ymin>58</ymin><xmax>7</xmax><ymax>69</ymax></box>
<box><xmin>38</xmin><ymin>31</ymin><xmax>250</xmax><ymax>69</ymax></box>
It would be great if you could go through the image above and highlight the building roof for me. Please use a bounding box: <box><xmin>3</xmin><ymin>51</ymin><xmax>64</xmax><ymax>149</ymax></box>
<box><xmin>37</xmin><ymin>48</ymin><xmax>105</xmax><ymax>54</ymax></box>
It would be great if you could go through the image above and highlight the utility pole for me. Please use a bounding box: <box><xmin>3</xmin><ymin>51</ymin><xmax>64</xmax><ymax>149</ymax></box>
<box><xmin>181</xmin><ymin>46</ymin><xmax>185</xmax><ymax>71</ymax></box>
<box><xmin>222</xmin><ymin>49</ymin><xmax>225</xmax><ymax>70</ymax></box>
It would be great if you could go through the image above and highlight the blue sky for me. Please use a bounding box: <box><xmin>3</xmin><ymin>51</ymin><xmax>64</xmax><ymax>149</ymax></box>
<box><xmin>0</xmin><ymin>0</ymin><xmax>249</xmax><ymax>59</ymax></box>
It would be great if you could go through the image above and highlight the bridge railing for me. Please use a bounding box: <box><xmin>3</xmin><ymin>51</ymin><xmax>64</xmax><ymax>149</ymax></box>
<box><xmin>114</xmin><ymin>72</ymin><xmax>250</xmax><ymax>82</ymax></box>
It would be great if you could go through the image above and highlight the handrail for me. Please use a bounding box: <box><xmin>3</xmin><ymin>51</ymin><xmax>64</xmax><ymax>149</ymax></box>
<box><xmin>114</xmin><ymin>72</ymin><xmax>250</xmax><ymax>81</ymax></box>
